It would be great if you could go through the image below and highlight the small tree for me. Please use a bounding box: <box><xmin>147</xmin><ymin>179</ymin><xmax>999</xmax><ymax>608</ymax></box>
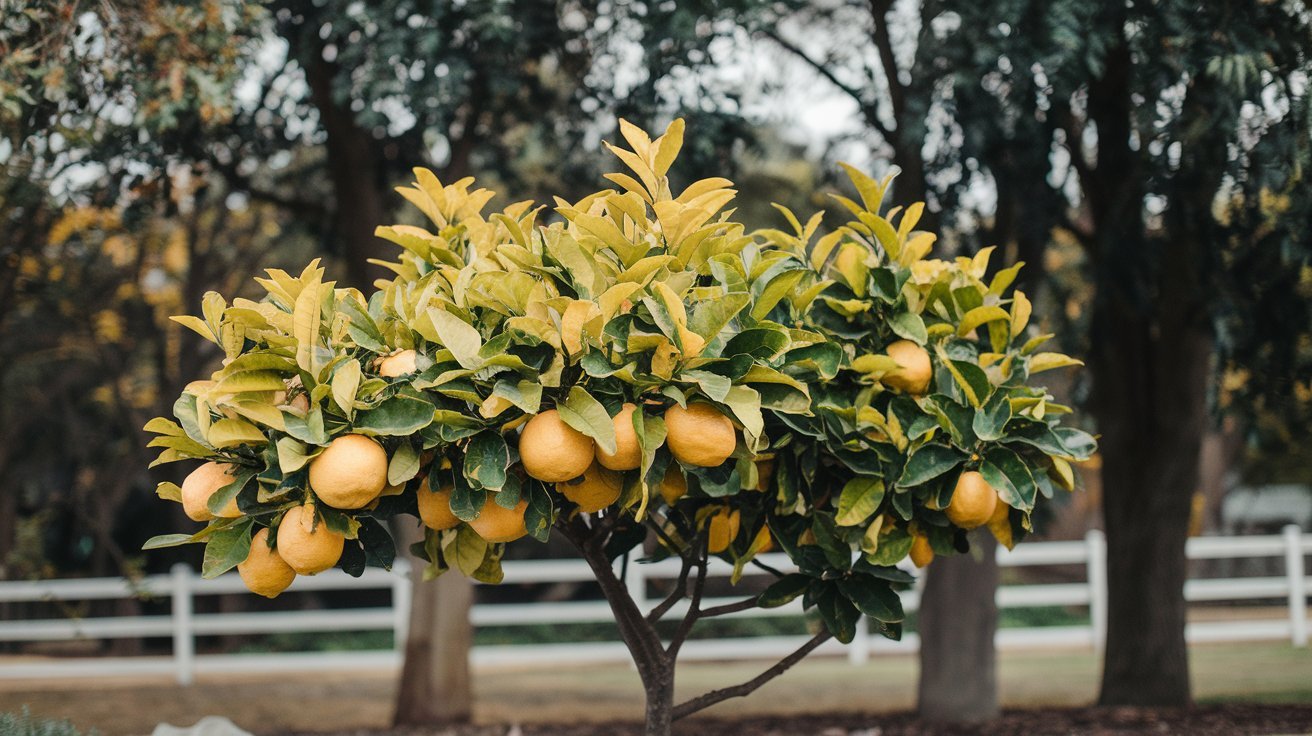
<box><xmin>144</xmin><ymin>120</ymin><xmax>1094</xmax><ymax>735</ymax></box>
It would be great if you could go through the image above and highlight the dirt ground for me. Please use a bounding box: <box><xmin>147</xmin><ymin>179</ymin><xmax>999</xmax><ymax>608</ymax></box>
<box><xmin>3</xmin><ymin>643</ymin><xmax>1310</xmax><ymax>735</ymax></box>
<box><xmin>305</xmin><ymin>705</ymin><xmax>1312</xmax><ymax>735</ymax></box>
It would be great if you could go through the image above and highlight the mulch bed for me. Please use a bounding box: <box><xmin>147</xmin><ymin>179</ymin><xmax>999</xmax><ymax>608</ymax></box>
<box><xmin>309</xmin><ymin>704</ymin><xmax>1312</xmax><ymax>736</ymax></box>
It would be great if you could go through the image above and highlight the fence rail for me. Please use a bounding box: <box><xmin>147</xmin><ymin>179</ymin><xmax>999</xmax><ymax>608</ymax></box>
<box><xmin>0</xmin><ymin>526</ymin><xmax>1307</xmax><ymax>684</ymax></box>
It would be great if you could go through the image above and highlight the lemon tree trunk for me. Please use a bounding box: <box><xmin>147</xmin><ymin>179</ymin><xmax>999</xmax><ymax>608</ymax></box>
<box><xmin>917</xmin><ymin>532</ymin><xmax>999</xmax><ymax>721</ymax></box>
<box><xmin>394</xmin><ymin>566</ymin><xmax>475</xmax><ymax>725</ymax></box>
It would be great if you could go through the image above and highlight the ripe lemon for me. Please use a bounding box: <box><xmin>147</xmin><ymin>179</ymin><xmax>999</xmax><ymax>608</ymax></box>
<box><xmin>753</xmin><ymin>459</ymin><xmax>775</xmax><ymax>492</ymax></box>
<box><xmin>275</xmin><ymin>504</ymin><xmax>345</xmax><ymax>575</ymax></box>
<box><xmin>309</xmin><ymin>434</ymin><xmax>389</xmax><ymax>509</ymax></box>
<box><xmin>238</xmin><ymin>528</ymin><xmax>296</xmax><ymax>598</ymax></box>
<box><xmin>416</xmin><ymin>479</ymin><xmax>461</xmax><ymax>531</ymax></box>
<box><xmin>469</xmin><ymin>495</ymin><xmax>529</xmax><ymax>543</ymax></box>
<box><xmin>559</xmin><ymin>463</ymin><xmax>622</xmax><ymax>513</ymax></box>
<box><xmin>882</xmin><ymin>340</ymin><xmax>933</xmax><ymax>395</ymax></box>
<box><xmin>946</xmin><ymin>470</ymin><xmax>998</xmax><ymax>529</ymax></box>
<box><xmin>181</xmin><ymin>461</ymin><xmax>241</xmax><ymax>521</ymax></box>
<box><xmin>910</xmin><ymin>533</ymin><xmax>935</xmax><ymax>568</ymax></box>
<box><xmin>665</xmin><ymin>403</ymin><xmax>736</xmax><ymax>467</ymax></box>
<box><xmin>707</xmin><ymin>507</ymin><xmax>741</xmax><ymax>554</ymax></box>
<box><xmin>658</xmin><ymin>466</ymin><xmax>688</xmax><ymax>506</ymax></box>
<box><xmin>378</xmin><ymin>349</ymin><xmax>418</xmax><ymax>377</ymax></box>
<box><xmin>597</xmin><ymin>403</ymin><xmax>641</xmax><ymax>471</ymax></box>
<box><xmin>519</xmin><ymin>410</ymin><xmax>595</xmax><ymax>482</ymax></box>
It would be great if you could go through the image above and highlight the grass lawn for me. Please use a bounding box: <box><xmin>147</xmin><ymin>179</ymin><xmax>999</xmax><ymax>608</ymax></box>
<box><xmin>0</xmin><ymin>642</ymin><xmax>1308</xmax><ymax>735</ymax></box>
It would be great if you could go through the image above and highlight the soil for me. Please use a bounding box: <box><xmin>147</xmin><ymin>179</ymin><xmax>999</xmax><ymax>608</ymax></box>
<box><xmin>306</xmin><ymin>705</ymin><xmax>1312</xmax><ymax>736</ymax></box>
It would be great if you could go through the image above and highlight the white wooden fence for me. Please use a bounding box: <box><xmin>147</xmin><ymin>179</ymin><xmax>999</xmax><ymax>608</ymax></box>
<box><xmin>0</xmin><ymin>526</ymin><xmax>1306</xmax><ymax>685</ymax></box>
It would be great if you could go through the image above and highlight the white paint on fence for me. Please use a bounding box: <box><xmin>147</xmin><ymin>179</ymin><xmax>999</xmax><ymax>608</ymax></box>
<box><xmin>0</xmin><ymin>526</ymin><xmax>1306</xmax><ymax>684</ymax></box>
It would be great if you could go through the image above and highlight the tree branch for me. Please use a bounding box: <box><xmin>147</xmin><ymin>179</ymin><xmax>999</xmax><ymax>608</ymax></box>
<box><xmin>671</xmin><ymin>631</ymin><xmax>834</xmax><ymax>720</ymax></box>
<box><xmin>758</xmin><ymin>26</ymin><xmax>893</xmax><ymax>141</ymax></box>
<box><xmin>868</xmin><ymin>0</ymin><xmax>906</xmax><ymax>127</ymax></box>
<box><xmin>665</xmin><ymin>546</ymin><xmax>708</xmax><ymax>658</ymax></box>
<box><xmin>646</xmin><ymin>549</ymin><xmax>693</xmax><ymax>624</ymax></box>
<box><xmin>696</xmin><ymin>596</ymin><xmax>760</xmax><ymax>619</ymax></box>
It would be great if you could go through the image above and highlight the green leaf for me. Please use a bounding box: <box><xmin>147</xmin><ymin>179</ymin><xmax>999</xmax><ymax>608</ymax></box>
<box><xmin>758</xmin><ymin>573</ymin><xmax>811</xmax><ymax>608</ymax></box>
<box><xmin>142</xmin><ymin>533</ymin><xmax>198</xmax><ymax>550</ymax></box>
<box><xmin>972</xmin><ymin>391</ymin><xmax>1012</xmax><ymax>442</ymax></box>
<box><xmin>276</xmin><ymin>437</ymin><xmax>311</xmax><ymax>474</ymax></box>
<box><xmin>836</xmin><ymin>477</ymin><xmax>886</xmax><ymax>526</ymax></box>
<box><xmin>837</xmin><ymin>578</ymin><xmax>904</xmax><ymax>623</ymax></box>
<box><xmin>207</xmin><ymin>467</ymin><xmax>255</xmax><ymax>516</ymax></box>
<box><xmin>450</xmin><ymin>526</ymin><xmax>489</xmax><ymax>576</ymax></box>
<box><xmin>898</xmin><ymin>444</ymin><xmax>966</xmax><ymax>487</ymax></box>
<box><xmin>388</xmin><ymin>441</ymin><xmax>421</xmax><ymax>486</ymax></box>
<box><xmin>214</xmin><ymin>370</ymin><xmax>287</xmax><ymax>393</ymax></box>
<box><xmin>980</xmin><ymin>446</ymin><xmax>1037</xmax><ymax>510</ymax></box>
<box><xmin>815</xmin><ymin>583</ymin><xmax>861</xmax><ymax>644</ymax></box>
<box><xmin>155</xmin><ymin>482</ymin><xmax>183</xmax><ymax>502</ymax></box>
<box><xmin>207</xmin><ymin>418</ymin><xmax>267</xmax><ymax>449</ymax></box>
<box><xmin>355</xmin><ymin>395</ymin><xmax>436</xmax><ymax>436</ymax></box>
<box><xmin>464</xmin><ymin>431</ymin><xmax>509</xmax><ymax>491</ymax></box>
<box><xmin>680</xmin><ymin>369</ymin><xmax>731</xmax><ymax>402</ymax></box>
<box><xmin>557</xmin><ymin>386</ymin><xmax>617</xmax><ymax>456</ymax></box>
<box><xmin>1054</xmin><ymin>427</ymin><xmax>1097</xmax><ymax>461</ymax></box>
<box><xmin>426</xmin><ymin>307</ymin><xmax>484</xmax><ymax>370</ymax></box>
<box><xmin>889</xmin><ymin>311</ymin><xmax>928</xmax><ymax>343</ymax></box>
<box><xmin>688</xmin><ymin>292</ymin><xmax>750</xmax><ymax>340</ymax></box>
<box><xmin>201</xmin><ymin>519</ymin><xmax>253</xmax><ymax>578</ymax></box>
<box><xmin>751</xmin><ymin>269</ymin><xmax>807</xmax><ymax>319</ymax></box>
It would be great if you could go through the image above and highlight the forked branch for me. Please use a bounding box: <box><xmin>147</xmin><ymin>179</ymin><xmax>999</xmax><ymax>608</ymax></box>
<box><xmin>671</xmin><ymin>630</ymin><xmax>834</xmax><ymax>721</ymax></box>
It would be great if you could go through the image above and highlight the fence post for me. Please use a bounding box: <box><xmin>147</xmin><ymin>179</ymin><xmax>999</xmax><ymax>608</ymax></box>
<box><xmin>393</xmin><ymin>561</ymin><xmax>412</xmax><ymax>652</ymax></box>
<box><xmin>625</xmin><ymin>553</ymin><xmax>647</xmax><ymax>614</ymax></box>
<box><xmin>1285</xmin><ymin>525</ymin><xmax>1307</xmax><ymax>648</ymax></box>
<box><xmin>1085</xmin><ymin>529</ymin><xmax>1108</xmax><ymax>654</ymax></box>
<box><xmin>170</xmin><ymin>563</ymin><xmax>195</xmax><ymax>686</ymax></box>
<box><xmin>848</xmin><ymin>616</ymin><xmax>871</xmax><ymax>666</ymax></box>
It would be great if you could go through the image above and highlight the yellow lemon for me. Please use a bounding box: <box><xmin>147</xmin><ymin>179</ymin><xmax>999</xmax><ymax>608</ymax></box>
<box><xmin>416</xmin><ymin>480</ymin><xmax>461</xmax><ymax>531</ymax></box>
<box><xmin>378</xmin><ymin>349</ymin><xmax>418</xmax><ymax>377</ymax></box>
<box><xmin>707</xmin><ymin>507</ymin><xmax>741</xmax><ymax>554</ymax></box>
<box><xmin>275</xmin><ymin>504</ymin><xmax>345</xmax><ymax>575</ymax></box>
<box><xmin>559</xmin><ymin>463</ymin><xmax>623</xmax><ymax>513</ymax></box>
<box><xmin>946</xmin><ymin>470</ymin><xmax>998</xmax><ymax>530</ymax></box>
<box><xmin>469</xmin><ymin>495</ymin><xmax>529</xmax><ymax>544</ymax></box>
<box><xmin>910</xmin><ymin>533</ymin><xmax>935</xmax><ymax>568</ymax></box>
<box><xmin>665</xmin><ymin>403</ymin><xmax>736</xmax><ymax>467</ymax></box>
<box><xmin>181</xmin><ymin>461</ymin><xmax>241</xmax><ymax>521</ymax></box>
<box><xmin>309</xmin><ymin>434</ymin><xmax>389</xmax><ymax>509</ymax></box>
<box><xmin>238</xmin><ymin>528</ymin><xmax>296</xmax><ymax>598</ymax></box>
<box><xmin>597</xmin><ymin>403</ymin><xmax>641</xmax><ymax>471</ymax></box>
<box><xmin>518</xmin><ymin>410</ymin><xmax>595</xmax><ymax>482</ymax></box>
<box><xmin>658</xmin><ymin>466</ymin><xmax>688</xmax><ymax>506</ymax></box>
<box><xmin>883</xmin><ymin>340</ymin><xmax>932</xmax><ymax>395</ymax></box>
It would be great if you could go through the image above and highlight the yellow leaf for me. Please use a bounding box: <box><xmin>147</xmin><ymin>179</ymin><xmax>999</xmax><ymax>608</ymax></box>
<box><xmin>1011</xmin><ymin>291</ymin><xmax>1032</xmax><ymax>338</ymax></box>
<box><xmin>1029</xmin><ymin>352</ymin><xmax>1084</xmax><ymax>373</ymax></box>
<box><xmin>560</xmin><ymin>300</ymin><xmax>601</xmax><ymax>356</ymax></box>
<box><xmin>652</xmin><ymin>118</ymin><xmax>685</xmax><ymax>176</ymax></box>
<box><xmin>957</xmin><ymin>305</ymin><xmax>1011</xmax><ymax>337</ymax></box>
<box><xmin>1050</xmin><ymin>457</ymin><xmax>1075</xmax><ymax>491</ymax></box>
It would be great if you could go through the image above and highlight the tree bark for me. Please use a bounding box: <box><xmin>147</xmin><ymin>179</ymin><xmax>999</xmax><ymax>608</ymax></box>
<box><xmin>306</xmin><ymin>56</ymin><xmax>390</xmax><ymax>289</ymax></box>
<box><xmin>393</xmin><ymin>561</ymin><xmax>476</xmax><ymax>725</ymax></box>
<box><xmin>1092</xmin><ymin>240</ymin><xmax>1208</xmax><ymax>706</ymax></box>
<box><xmin>916</xmin><ymin>532</ymin><xmax>999</xmax><ymax>721</ymax></box>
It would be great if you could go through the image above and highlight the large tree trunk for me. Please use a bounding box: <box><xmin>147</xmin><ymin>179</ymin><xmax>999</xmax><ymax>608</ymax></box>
<box><xmin>1092</xmin><ymin>239</ymin><xmax>1209</xmax><ymax>706</ymax></box>
<box><xmin>394</xmin><ymin>564</ymin><xmax>476</xmax><ymax>725</ymax></box>
<box><xmin>917</xmin><ymin>532</ymin><xmax>999</xmax><ymax>721</ymax></box>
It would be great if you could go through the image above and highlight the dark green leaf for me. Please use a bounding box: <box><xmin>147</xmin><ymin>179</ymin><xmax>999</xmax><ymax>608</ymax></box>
<box><xmin>898</xmin><ymin>444</ymin><xmax>967</xmax><ymax>487</ymax></box>
<box><xmin>758</xmin><ymin>573</ymin><xmax>811</xmax><ymax>608</ymax></box>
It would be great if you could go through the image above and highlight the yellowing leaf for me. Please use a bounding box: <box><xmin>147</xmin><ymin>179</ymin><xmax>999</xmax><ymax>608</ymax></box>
<box><xmin>652</xmin><ymin>118</ymin><xmax>685</xmax><ymax>176</ymax></box>
<box><xmin>1011</xmin><ymin>291</ymin><xmax>1032</xmax><ymax>338</ymax></box>
<box><xmin>1029</xmin><ymin>352</ymin><xmax>1084</xmax><ymax>373</ymax></box>
<box><xmin>957</xmin><ymin>305</ymin><xmax>1011</xmax><ymax>338</ymax></box>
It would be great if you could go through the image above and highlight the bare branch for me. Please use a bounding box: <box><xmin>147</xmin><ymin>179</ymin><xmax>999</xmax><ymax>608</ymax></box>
<box><xmin>665</xmin><ymin>546</ymin><xmax>708</xmax><ymax>658</ymax></box>
<box><xmin>697</xmin><ymin>596</ymin><xmax>760</xmax><ymax>619</ymax></box>
<box><xmin>646</xmin><ymin>550</ymin><xmax>693</xmax><ymax>624</ymax></box>
<box><xmin>757</xmin><ymin>26</ymin><xmax>893</xmax><ymax>141</ymax></box>
<box><xmin>868</xmin><ymin>0</ymin><xmax>905</xmax><ymax>127</ymax></box>
<box><xmin>672</xmin><ymin>631</ymin><xmax>834</xmax><ymax>720</ymax></box>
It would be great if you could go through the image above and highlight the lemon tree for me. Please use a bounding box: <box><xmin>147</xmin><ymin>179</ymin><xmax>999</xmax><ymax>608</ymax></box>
<box><xmin>143</xmin><ymin>120</ymin><xmax>1094</xmax><ymax>736</ymax></box>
